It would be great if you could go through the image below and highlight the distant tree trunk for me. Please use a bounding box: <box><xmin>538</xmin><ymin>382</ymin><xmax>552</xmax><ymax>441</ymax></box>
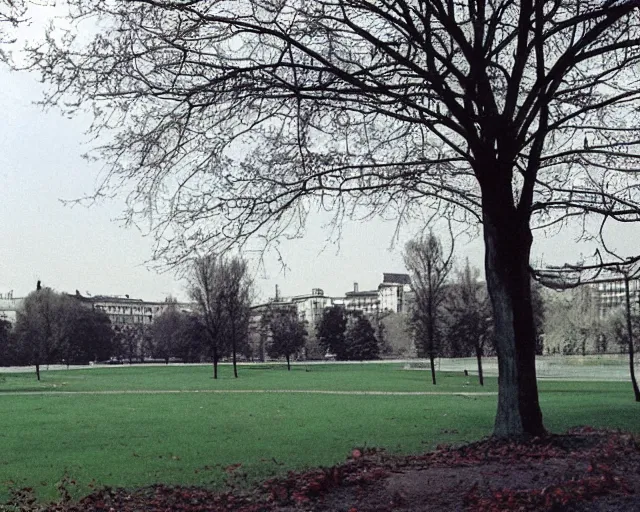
<box><xmin>231</xmin><ymin>323</ymin><xmax>238</xmax><ymax>379</ymax></box>
<box><xmin>623</xmin><ymin>277</ymin><xmax>640</xmax><ymax>402</ymax></box>
<box><xmin>35</xmin><ymin>363</ymin><xmax>40</xmax><ymax>381</ymax></box>
<box><xmin>483</xmin><ymin>196</ymin><xmax>545</xmax><ymax>438</ymax></box>
<box><xmin>475</xmin><ymin>344</ymin><xmax>484</xmax><ymax>386</ymax></box>
<box><xmin>212</xmin><ymin>344</ymin><xmax>218</xmax><ymax>380</ymax></box>
<box><xmin>286</xmin><ymin>354</ymin><xmax>290</xmax><ymax>371</ymax></box>
<box><xmin>428</xmin><ymin>352</ymin><xmax>436</xmax><ymax>385</ymax></box>
<box><xmin>165</xmin><ymin>357</ymin><xmax>169</xmax><ymax>365</ymax></box>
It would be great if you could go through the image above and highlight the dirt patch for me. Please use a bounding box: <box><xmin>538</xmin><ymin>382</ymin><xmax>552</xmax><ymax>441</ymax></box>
<box><xmin>10</xmin><ymin>427</ymin><xmax>640</xmax><ymax>511</ymax></box>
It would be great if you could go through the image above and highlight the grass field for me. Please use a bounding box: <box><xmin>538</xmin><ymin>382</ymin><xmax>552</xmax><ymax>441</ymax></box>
<box><xmin>0</xmin><ymin>363</ymin><xmax>638</xmax><ymax>502</ymax></box>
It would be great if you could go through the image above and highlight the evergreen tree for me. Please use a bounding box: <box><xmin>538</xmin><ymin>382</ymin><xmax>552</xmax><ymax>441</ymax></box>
<box><xmin>317</xmin><ymin>306</ymin><xmax>348</xmax><ymax>360</ymax></box>
<box><xmin>345</xmin><ymin>313</ymin><xmax>379</xmax><ymax>361</ymax></box>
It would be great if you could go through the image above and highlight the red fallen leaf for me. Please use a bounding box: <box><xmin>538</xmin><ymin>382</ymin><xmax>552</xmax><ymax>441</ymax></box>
<box><xmin>352</xmin><ymin>449</ymin><xmax>362</xmax><ymax>459</ymax></box>
<box><xmin>348</xmin><ymin>508</ymin><xmax>358</xmax><ymax>512</ymax></box>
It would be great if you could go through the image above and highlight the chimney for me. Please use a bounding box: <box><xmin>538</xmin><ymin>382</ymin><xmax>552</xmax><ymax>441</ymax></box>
<box><xmin>354</xmin><ymin>282</ymin><xmax>359</xmax><ymax>293</ymax></box>
<box><xmin>275</xmin><ymin>284</ymin><xmax>280</xmax><ymax>301</ymax></box>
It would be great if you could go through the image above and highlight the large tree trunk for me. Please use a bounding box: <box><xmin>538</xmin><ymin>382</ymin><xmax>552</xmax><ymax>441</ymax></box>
<box><xmin>475</xmin><ymin>344</ymin><xmax>484</xmax><ymax>386</ymax></box>
<box><xmin>483</xmin><ymin>210</ymin><xmax>545</xmax><ymax>438</ymax></box>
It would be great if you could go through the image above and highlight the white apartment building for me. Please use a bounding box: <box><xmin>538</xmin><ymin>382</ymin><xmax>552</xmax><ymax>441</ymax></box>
<box><xmin>74</xmin><ymin>292</ymin><xmax>194</xmax><ymax>327</ymax></box>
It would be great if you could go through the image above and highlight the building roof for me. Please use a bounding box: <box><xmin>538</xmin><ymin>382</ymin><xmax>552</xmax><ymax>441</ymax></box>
<box><xmin>383</xmin><ymin>273</ymin><xmax>411</xmax><ymax>285</ymax></box>
<box><xmin>345</xmin><ymin>290</ymin><xmax>378</xmax><ymax>297</ymax></box>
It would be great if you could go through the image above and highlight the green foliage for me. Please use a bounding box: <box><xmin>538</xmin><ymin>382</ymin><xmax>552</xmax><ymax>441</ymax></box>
<box><xmin>344</xmin><ymin>313</ymin><xmax>379</xmax><ymax>361</ymax></box>
<box><xmin>266</xmin><ymin>311</ymin><xmax>307</xmax><ymax>367</ymax></box>
<box><xmin>316</xmin><ymin>306</ymin><xmax>348</xmax><ymax>359</ymax></box>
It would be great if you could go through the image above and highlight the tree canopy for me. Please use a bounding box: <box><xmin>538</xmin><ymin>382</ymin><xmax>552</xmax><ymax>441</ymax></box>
<box><xmin>267</xmin><ymin>310</ymin><xmax>307</xmax><ymax>370</ymax></box>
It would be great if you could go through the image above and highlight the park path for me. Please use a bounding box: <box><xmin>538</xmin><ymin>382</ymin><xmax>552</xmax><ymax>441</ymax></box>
<box><xmin>0</xmin><ymin>389</ymin><xmax>497</xmax><ymax>397</ymax></box>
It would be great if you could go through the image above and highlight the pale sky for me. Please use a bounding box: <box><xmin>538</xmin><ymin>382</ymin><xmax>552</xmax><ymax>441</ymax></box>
<box><xmin>2</xmin><ymin>19</ymin><xmax>640</xmax><ymax>304</ymax></box>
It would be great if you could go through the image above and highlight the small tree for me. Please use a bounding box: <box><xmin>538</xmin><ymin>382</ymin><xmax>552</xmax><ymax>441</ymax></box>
<box><xmin>317</xmin><ymin>306</ymin><xmax>348</xmax><ymax>360</ymax></box>
<box><xmin>13</xmin><ymin>287</ymin><xmax>60</xmax><ymax>380</ymax></box>
<box><xmin>220</xmin><ymin>257</ymin><xmax>253</xmax><ymax>378</ymax></box>
<box><xmin>445</xmin><ymin>260</ymin><xmax>493</xmax><ymax>385</ymax></box>
<box><xmin>345</xmin><ymin>313</ymin><xmax>379</xmax><ymax>361</ymax></box>
<box><xmin>404</xmin><ymin>232</ymin><xmax>453</xmax><ymax>385</ymax></box>
<box><xmin>189</xmin><ymin>254</ymin><xmax>227</xmax><ymax>379</ymax></box>
<box><xmin>267</xmin><ymin>311</ymin><xmax>307</xmax><ymax>370</ymax></box>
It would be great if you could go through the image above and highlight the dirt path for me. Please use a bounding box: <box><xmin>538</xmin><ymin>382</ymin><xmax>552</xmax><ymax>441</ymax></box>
<box><xmin>0</xmin><ymin>389</ymin><xmax>498</xmax><ymax>397</ymax></box>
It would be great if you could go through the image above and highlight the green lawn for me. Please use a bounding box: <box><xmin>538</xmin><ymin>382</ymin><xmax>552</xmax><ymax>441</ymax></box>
<box><xmin>0</xmin><ymin>364</ymin><xmax>637</xmax><ymax>503</ymax></box>
<box><xmin>0</xmin><ymin>363</ymin><xmax>498</xmax><ymax>393</ymax></box>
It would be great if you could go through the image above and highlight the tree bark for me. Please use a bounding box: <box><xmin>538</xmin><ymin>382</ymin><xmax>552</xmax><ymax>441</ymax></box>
<box><xmin>427</xmin><ymin>296</ymin><xmax>436</xmax><ymax>385</ymax></box>
<box><xmin>623</xmin><ymin>277</ymin><xmax>640</xmax><ymax>402</ymax></box>
<box><xmin>475</xmin><ymin>344</ymin><xmax>484</xmax><ymax>386</ymax></box>
<box><xmin>286</xmin><ymin>354</ymin><xmax>290</xmax><ymax>371</ymax></box>
<box><xmin>428</xmin><ymin>351</ymin><xmax>436</xmax><ymax>385</ymax></box>
<box><xmin>231</xmin><ymin>323</ymin><xmax>238</xmax><ymax>379</ymax></box>
<box><xmin>35</xmin><ymin>363</ymin><xmax>40</xmax><ymax>381</ymax></box>
<box><xmin>483</xmin><ymin>209</ymin><xmax>545</xmax><ymax>438</ymax></box>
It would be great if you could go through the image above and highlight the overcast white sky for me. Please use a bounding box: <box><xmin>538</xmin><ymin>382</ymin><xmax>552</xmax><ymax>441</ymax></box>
<box><xmin>2</xmin><ymin>19</ymin><xmax>640</xmax><ymax>303</ymax></box>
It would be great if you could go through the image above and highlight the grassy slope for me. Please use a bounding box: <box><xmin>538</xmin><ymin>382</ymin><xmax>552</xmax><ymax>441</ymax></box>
<box><xmin>0</xmin><ymin>364</ymin><xmax>638</xmax><ymax>502</ymax></box>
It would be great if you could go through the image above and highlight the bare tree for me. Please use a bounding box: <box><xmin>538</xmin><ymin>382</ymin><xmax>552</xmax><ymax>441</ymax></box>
<box><xmin>220</xmin><ymin>256</ymin><xmax>253</xmax><ymax>379</ymax></box>
<box><xmin>404</xmin><ymin>232</ymin><xmax>454</xmax><ymax>385</ymax></box>
<box><xmin>189</xmin><ymin>254</ymin><xmax>226</xmax><ymax>379</ymax></box>
<box><xmin>445</xmin><ymin>260</ymin><xmax>493</xmax><ymax>386</ymax></box>
<box><xmin>0</xmin><ymin>0</ymin><xmax>26</xmax><ymax>51</ymax></box>
<box><xmin>25</xmin><ymin>0</ymin><xmax>640</xmax><ymax>437</ymax></box>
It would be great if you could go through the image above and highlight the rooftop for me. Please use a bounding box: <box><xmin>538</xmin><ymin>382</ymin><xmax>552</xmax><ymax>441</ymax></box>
<box><xmin>383</xmin><ymin>273</ymin><xmax>411</xmax><ymax>285</ymax></box>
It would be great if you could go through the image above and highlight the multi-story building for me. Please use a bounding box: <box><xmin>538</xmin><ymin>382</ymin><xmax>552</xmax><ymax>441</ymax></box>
<box><xmin>344</xmin><ymin>274</ymin><xmax>412</xmax><ymax>316</ymax></box>
<box><xmin>0</xmin><ymin>291</ymin><xmax>22</xmax><ymax>323</ymax></box>
<box><xmin>344</xmin><ymin>283</ymin><xmax>380</xmax><ymax>315</ymax></box>
<box><xmin>590</xmin><ymin>277</ymin><xmax>640</xmax><ymax>318</ymax></box>
<box><xmin>73</xmin><ymin>292</ymin><xmax>194</xmax><ymax>327</ymax></box>
<box><xmin>378</xmin><ymin>273</ymin><xmax>412</xmax><ymax>313</ymax></box>
<box><xmin>251</xmin><ymin>288</ymin><xmax>334</xmax><ymax>328</ymax></box>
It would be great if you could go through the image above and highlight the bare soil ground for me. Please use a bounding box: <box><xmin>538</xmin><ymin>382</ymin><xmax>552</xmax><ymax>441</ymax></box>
<box><xmin>11</xmin><ymin>427</ymin><xmax>640</xmax><ymax>512</ymax></box>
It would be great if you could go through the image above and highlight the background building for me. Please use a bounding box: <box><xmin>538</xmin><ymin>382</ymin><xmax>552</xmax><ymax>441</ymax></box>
<box><xmin>590</xmin><ymin>277</ymin><xmax>640</xmax><ymax>318</ymax></box>
<box><xmin>0</xmin><ymin>291</ymin><xmax>22</xmax><ymax>323</ymax></box>
<box><xmin>73</xmin><ymin>292</ymin><xmax>194</xmax><ymax>327</ymax></box>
